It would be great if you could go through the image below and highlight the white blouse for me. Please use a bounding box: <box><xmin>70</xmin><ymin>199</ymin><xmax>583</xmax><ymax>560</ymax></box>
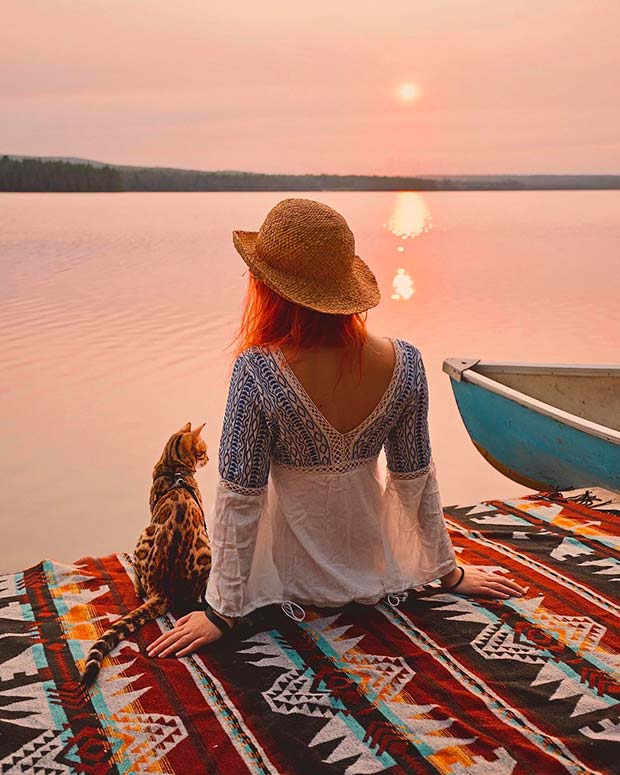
<box><xmin>204</xmin><ymin>337</ymin><xmax>457</xmax><ymax>621</ymax></box>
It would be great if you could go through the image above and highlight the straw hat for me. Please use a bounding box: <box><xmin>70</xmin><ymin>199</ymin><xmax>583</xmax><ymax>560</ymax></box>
<box><xmin>232</xmin><ymin>198</ymin><xmax>381</xmax><ymax>314</ymax></box>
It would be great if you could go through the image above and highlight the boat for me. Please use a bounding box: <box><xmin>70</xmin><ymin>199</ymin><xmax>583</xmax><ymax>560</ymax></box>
<box><xmin>442</xmin><ymin>357</ymin><xmax>620</xmax><ymax>493</ymax></box>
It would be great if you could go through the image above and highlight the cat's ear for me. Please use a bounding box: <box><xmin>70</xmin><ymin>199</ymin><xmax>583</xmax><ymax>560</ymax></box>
<box><xmin>191</xmin><ymin>422</ymin><xmax>206</xmax><ymax>439</ymax></box>
<box><xmin>179</xmin><ymin>422</ymin><xmax>192</xmax><ymax>434</ymax></box>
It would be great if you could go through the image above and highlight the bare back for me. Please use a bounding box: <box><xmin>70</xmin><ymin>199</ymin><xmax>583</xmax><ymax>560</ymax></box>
<box><xmin>278</xmin><ymin>332</ymin><xmax>397</xmax><ymax>435</ymax></box>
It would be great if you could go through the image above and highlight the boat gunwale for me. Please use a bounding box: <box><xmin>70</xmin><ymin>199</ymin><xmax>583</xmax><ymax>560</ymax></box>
<box><xmin>475</xmin><ymin>361</ymin><xmax>620</xmax><ymax>378</ymax></box>
<box><xmin>444</xmin><ymin>357</ymin><xmax>620</xmax><ymax>379</ymax></box>
<box><xmin>442</xmin><ymin>357</ymin><xmax>620</xmax><ymax>446</ymax></box>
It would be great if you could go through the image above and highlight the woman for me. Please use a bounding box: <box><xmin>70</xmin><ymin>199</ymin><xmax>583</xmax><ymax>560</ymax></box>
<box><xmin>148</xmin><ymin>198</ymin><xmax>525</xmax><ymax>659</ymax></box>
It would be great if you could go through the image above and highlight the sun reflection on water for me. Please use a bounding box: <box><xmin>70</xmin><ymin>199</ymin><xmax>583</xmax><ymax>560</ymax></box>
<box><xmin>385</xmin><ymin>192</ymin><xmax>433</xmax><ymax>239</ymax></box>
<box><xmin>391</xmin><ymin>267</ymin><xmax>415</xmax><ymax>300</ymax></box>
<box><xmin>384</xmin><ymin>193</ymin><xmax>433</xmax><ymax>302</ymax></box>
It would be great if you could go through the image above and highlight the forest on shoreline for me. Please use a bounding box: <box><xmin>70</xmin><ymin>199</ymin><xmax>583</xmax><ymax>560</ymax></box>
<box><xmin>2</xmin><ymin>155</ymin><xmax>619</xmax><ymax>192</ymax></box>
<box><xmin>0</xmin><ymin>156</ymin><xmax>123</xmax><ymax>192</ymax></box>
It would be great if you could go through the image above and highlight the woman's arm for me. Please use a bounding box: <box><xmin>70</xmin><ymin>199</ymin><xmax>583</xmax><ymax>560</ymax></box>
<box><xmin>384</xmin><ymin>345</ymin><xmax>526</xmax><ymax>599</ymax></box>
<box><xmin>205</xmin><ymin>352</ymin><xmax>273</xmax><ymax>618</ymax></box>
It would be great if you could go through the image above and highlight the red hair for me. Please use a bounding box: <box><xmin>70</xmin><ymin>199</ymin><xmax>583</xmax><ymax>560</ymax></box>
<box><xmin>229</xmin><ymin>274</ymin><xmax>368</xmax><ymax>372</ymax></box>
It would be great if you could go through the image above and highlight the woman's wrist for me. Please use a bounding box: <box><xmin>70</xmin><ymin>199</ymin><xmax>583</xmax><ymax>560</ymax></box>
<box><xmin>211</xmin><ymin>608</ymin><xmax>235</xmax><ymax>627</ymax></box>
<box><xmin>440</xmin><ymin>565</ymin><xmax>462</xmax><ymax>588</ymax></box>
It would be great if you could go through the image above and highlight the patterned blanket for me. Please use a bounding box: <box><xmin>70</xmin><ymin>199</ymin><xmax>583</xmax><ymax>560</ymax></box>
<box><xmin>2</xmin><ymin>492</ymin><xmax>620</xmax><ymax>774</ymax></box>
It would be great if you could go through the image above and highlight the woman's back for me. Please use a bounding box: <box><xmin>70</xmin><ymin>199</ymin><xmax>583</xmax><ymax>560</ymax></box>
<box><xmin>278</xmin><ymin>332</ymin><xmax>397</xmax><ymax>436</ymax></box>
<box><xmin>219</xmin><ymin>334</ymin><xmax>430</xmax><ymax>483</ymax></box>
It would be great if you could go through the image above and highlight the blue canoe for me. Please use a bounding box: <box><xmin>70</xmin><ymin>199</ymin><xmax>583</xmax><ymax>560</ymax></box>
<box><xmin>443</xmin><ymin>357</ymin><xmax>620</xmax><ymax>493</ymax></box>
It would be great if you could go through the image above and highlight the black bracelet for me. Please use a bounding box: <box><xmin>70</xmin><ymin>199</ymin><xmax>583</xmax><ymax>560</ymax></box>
<box><xmin>203</xmin><ymin>603</ymin><xmax>234</xmax><ymax>638</ymax></box>
<box><xmin>443</xmin><ymin>565</ymin><xmax>465</xmax><ymax>592</ymax></box>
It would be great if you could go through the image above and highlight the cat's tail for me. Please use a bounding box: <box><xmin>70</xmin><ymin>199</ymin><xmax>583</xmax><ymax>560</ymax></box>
<box><xmin>79</xmin><ymin>594</ymin><xmax>168</xmax><ymax>688</ymax></box>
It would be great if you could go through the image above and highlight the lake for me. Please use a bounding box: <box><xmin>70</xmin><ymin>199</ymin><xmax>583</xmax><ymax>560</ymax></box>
<box><xmin>1</xmin><ymin>190</ymin><xmax>618</xmax><ymax>572</ymax></box>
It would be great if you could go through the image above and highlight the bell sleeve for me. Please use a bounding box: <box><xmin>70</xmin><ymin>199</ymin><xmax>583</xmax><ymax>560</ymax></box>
<box><xmin>204</xmin><ymin>353</ymin><xmax>274</xmax><ymax>617</ymax></box>
<box><xmin>381</xmin><ymin>347</ymin><xmax>458</xmax><ymax>588</ymax></box>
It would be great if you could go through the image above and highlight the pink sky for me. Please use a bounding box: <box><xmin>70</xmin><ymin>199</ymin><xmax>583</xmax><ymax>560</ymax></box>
<box><xmin>2</xmin><ymin>0</ymin><xmax>619</xmax><ymax>175</ymax></box>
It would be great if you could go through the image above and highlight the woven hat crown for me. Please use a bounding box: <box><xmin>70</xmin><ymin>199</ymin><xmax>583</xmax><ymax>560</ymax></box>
<box><xmin>231</xmin><ymin>197</ymin><xmax>380</xmax><ymax>314</ymax></box>
<box><xmin>255</xmin><ymin>199</ymin><xmax>355</xmax><ymax>281</ymax></box>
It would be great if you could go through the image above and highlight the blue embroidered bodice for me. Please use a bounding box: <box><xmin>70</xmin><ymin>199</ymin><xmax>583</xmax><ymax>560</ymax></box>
<box><xmin>217</xmin><ymin>337</ymin><xmax>432</xmax><ymax>494</ymax></box>
<box><xmin>205</xmin><ymin>336</ymin><xmax>457</xmax><ymax>619</ymax></box>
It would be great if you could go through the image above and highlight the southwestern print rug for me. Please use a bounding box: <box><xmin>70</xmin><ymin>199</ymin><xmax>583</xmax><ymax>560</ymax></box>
<box><xmin>2</xmin><ymin>490</ymin><xmax>620</xmax><ymax>774</ymax></box>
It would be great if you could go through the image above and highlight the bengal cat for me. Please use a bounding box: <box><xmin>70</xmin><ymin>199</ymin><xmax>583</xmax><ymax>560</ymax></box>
<box><xmin>79</xmin><ymin>421</ymin><xmax>212</xmax><ymax>687</ymax></box>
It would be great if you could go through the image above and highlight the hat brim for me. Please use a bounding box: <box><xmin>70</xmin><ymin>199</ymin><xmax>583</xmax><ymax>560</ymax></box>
<box><xmin>232</xmin><ymin>230</ymin><xmax>381</xmax><ymax>315</ymax></box>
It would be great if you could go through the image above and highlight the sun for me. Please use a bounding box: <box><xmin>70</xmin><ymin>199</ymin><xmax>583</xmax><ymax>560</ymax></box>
<box><xmin>397</xmin><ymin>83</ymin><xmax>420</xmax><ymax>102</ymax></box>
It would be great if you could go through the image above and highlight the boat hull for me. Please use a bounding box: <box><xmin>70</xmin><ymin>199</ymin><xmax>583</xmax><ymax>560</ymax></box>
<box><xmin>449</xmin><ymin>376</ymin><xmax>620</xmax><ymax>492</ymax></box>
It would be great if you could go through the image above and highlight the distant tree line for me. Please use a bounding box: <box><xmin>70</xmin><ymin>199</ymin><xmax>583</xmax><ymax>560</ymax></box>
<box><xmin>120</xmin><ymin>167</ymin><xmax>542</xmax><ymax>191</ymax></box>
<box><xmin>119</xmin><ymin>167</ymin><xmax>448</xmax><ymax>191</ymax></box>
<box><xmin>1</xmin><ymin>155</ymin><xmax>619</xmax><ymax>191</ymax></box>
<box><xmin>0</xmin><ymin>156</ymin><xmax>123</xmax><ymax>191</ymax></box>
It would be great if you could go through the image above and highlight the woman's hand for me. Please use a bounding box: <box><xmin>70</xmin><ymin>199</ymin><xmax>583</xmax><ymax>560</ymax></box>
<box><xmin>146</xmin><ymin>610</ymin><xmax>229</xmax><ymax>658</ymax></box>
<box><xmin>442</xmin><ymin>565</ymin><xmax>528</xmax><ymax>599</ymax></box>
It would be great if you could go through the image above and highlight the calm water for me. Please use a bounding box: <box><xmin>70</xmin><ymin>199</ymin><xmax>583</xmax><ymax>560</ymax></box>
<box><xmin>1</xmin><ymin>191</ymin><xmax>618</xmax><ymax>572</ymax></box>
